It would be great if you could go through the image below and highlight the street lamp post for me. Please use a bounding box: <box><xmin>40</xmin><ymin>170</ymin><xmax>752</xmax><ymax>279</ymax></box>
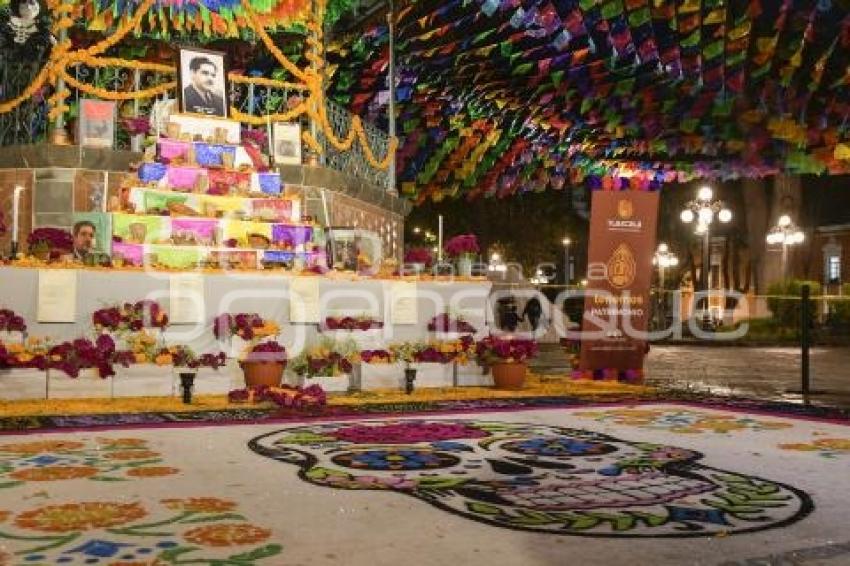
<box><xmin>680</xmin><ymin>186</ymin><xmax>732</xmax><ymax>326</ymax></box>
<box><xmin>766</xmin><ymin>214</ymin><xmax>804</xmax><ymax>279</ymax></box>
<box><xmin>653</xmin><ymin>243</ymin><xmax>679</xmax><ymax>328</ymax></box>
<box><xmin>562</xmin><ymin>237</ymin><xmax>571</xmax><ymax>286</ymax></box>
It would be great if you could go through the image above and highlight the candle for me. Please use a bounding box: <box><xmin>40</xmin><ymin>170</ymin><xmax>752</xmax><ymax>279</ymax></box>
<box><xmin>437</xmin><ymin>214</ymin><xmax>443</xmax><ymax>262</ymax></box>
<box><xmin>12</xmin><ymin>185</ymin><xmax>23</xmax><ymax>244</ymax></box>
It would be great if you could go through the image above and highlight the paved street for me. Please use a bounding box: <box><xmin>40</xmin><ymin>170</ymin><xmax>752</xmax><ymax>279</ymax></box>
<box><xmin>646</xmin><ymin>346</ymin><xmax>850</xmax><ymax>408</ymax></box>
<box><xmin>531</xmin><ymin>344</ymin><xmax>850</xmax><ymax>409</ymax></box>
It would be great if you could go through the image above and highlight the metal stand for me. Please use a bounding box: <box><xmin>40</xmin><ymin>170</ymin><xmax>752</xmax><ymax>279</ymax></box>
<box><xmin>801</xmin><ymin>284</ymin><xmax>811</xmax><ymax>404</ymax></box>
<box><xmin>404</xmin><ymin>368</ymin><xmax>416</xmax><ymax>394</ymax></box>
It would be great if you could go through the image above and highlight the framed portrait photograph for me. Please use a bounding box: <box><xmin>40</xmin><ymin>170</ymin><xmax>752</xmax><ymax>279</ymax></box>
<box><xmin>78</xmin><ymin>99</ymin><xmax>115</xmax><ymax>148</ymax></box>
<box><xmin>177</xmin><ymin>47</ymin><xmax>228</xmax><ymax>118</ymax></box>
<box><xmin>272</xmin><ymin>122</ymin><xmax>302</xmax><ymax>165</ymax></box>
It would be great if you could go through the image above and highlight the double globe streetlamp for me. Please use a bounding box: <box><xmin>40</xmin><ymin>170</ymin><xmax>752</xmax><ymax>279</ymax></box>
<box><xmin>766</xmin><ymin>214</ymin><xmax>804</xmax><ymax>278</ymax></box>
<box><xmin>680</xmin><ymin>186</ymin><xmax>732</xmax><ymax>324</ymax></box>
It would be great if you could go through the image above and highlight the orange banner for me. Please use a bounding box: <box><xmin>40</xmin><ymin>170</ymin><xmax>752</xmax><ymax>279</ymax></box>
<box><xmin>579</xmin><ymin>190</ymin><xmax>659</xmax><ymax>374</ymax></box>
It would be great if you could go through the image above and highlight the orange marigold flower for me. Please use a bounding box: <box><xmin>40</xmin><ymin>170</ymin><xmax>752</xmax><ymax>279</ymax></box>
<box><xmin>161</xmin><ymin>497</ymin><xmax>237</xmax><ymax>513</ymax></box>
<box><xmin>0</xmin><ymin>440</ymin><xmax>84</xmax><ymax>454</ymax></box>
<box><xmin>126</xmin><ymin>467</ymin><xmax>179</xmax><ymax>478</ymax></box>
<box><xmin>96</xmin><ymin>438</ymin><xmax>147</xmax><ymax>448</ymax></box>
<box><xmin>104</xmin><ymin>450</ymin><xmax>159</xmax><ymax>460</ymax></box>
<box><xmin>14</xmin><ymin>501</ymin><xmax>146</xmax><ymax>532</ymax></box>
<box><xmin>182</xmin><ymin>524</ymin><xmax>271</xmax><ymax>547</ymax></box>
<box><xmin>0</xmin><ymin>511</ymin><xmax>9</xmax><ymax>522</ymax></box>
<box><xmin>9</xmin><ymin>466</ymin><xmax>99</xmax><ymax>482</ymax></box>
<box><xmin>154</xmin><ymin>354</ymin><xmax>173</xmax><ymax>366</ymax></box>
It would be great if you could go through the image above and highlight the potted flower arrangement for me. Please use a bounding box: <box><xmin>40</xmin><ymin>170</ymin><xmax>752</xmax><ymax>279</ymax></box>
<box><xmin>212</xmin><ymin>312</ymin><xmax>279</xmax><ymax>358</ymax></box>
<box><xmin>389</xmin><ymin>341</ymin><xmax>424</xmax><ymax>394</ymax></box>
<box><xmin>444</xmin><ymin>234</ymin><xmax>479</xmax><ymax>277</ymax></box>
<box><xmin>288</xmin><ymin>338</ymin><xmax>359</xmax><ymax>392</ymax></box>
<box><xmin>322</xmin><ymin>315</ymin><xmax>383</xmax><ymax>331</ymax></box>
<box><xmin>27</xmin><ymin>228</ymin><xmax>73</xmax><ymax>261</ymax></box>
<box><xmin>427</xmin><ymin>312</ymin><xmax>477</xmax><ymax>340</ymax></box>
<box><xmin>0</xmin><ymin>308</ymin><xmax>27</xmax><ymax>343</ymax></box>
<box><xmin>93</xmin><ymin>300</ymin><xmax>169</xmax><ymax>334</ymax></box>
<box><xmin>475</xmin><ymin>336</ymin><xmax>539</xmax><ymax>390</ymax></box>
<box><xmin>403</xmin><ymin>247</ymin><xmax>433</xmax><ymax>275</ymax></box>
<box><xmin>239</xmin><ymin>341</ymin><xmax>287</xmax><ymax>388</ymax></box>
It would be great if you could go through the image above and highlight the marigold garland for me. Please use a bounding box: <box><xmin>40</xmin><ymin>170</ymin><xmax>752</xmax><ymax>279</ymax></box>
<box><xmin>227</xmin><ymin>74</ymin><xmax>307</xmax><ymax>91</ymax></box>
<box><xmin>240</xmin><ymin>0</ymin><xmax>310</xmax><ymax>84</ymax></box>
<box><xmin>229</xmin><ymin>102</ymin><xmax>308</xmax><ymax>126</ymax></box>
<box><xmin>61</xmin><ymin>70</ymin><xmax>176</xmax><ymax>101</ymax></box>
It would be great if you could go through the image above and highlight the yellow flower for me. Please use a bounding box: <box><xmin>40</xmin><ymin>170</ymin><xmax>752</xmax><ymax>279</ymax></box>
<box><xmin>96</xmin><ymin>438</ymin><xmax>147</xmax><ymax>448</ymax></box>
<box><xmin>0</xmin><ymin>440</ymin><xmax>84</xmax><ymax>454</ymax></box>
<box><xmin>134</xmin><ymin>353</ymin><xmax>148</xmax><ymax>364</ymax></box>
<box><xmin>161</xmin><ymin>497</ymin><xmax>237</xmax><ymax>513</ymax></box>
<box><xmin>126</xmin><ymin>467</ymin><xmax>179</xmax><ymax>478</ymax></box>
<box><xmin>14</xmin><ymin>502</ymin><xmax>146</xmax><ymax>532</ymax></box>
<box><xmin>9</xmin><ymin>466</ymin><xmax>99</xmax><ymax>482</ymax></box>
<box><xmin>5</xmin><ymin>343</ymin><xmax>24</xmax><ymax>354</ymax></box>
<box><xmin>154</xmin><ymin>354</ymin><xmax>173</xmax><ymax>366</ymax></box>
<box><xmin>814</xmin><ymin>438</ymin><xmax>850</xmax><ymax>451</ymax></box>
<box><xmin>182</xmin><ymin>524</ymin><xmax>271</xmax><ymax>547</ymax></box>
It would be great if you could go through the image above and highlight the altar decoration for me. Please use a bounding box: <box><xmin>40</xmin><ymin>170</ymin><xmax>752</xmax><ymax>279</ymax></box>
<box><xmin>27</xmin><ymin>228</ymin><xmax>73</xmax><ymax>261</ymax></box>
<box><xmin>227</xmin><ymin>383</ymin><xmax>327</xmax><ymax>409</ymax></box>
<box><xmin>289</xmin><ymin>338</ymin><xmax>358</xmax><ymax>381</ymax></box>
<box><xmin>92</xmin><ymin>300</ymin><xmax>169</xmax><ymax>333</ymax></box>
<box><xmin>322</xmin><ymin>316</ymin><xmax>383</xmax><ymax>331</ymax></box>
<box><xmin>444</xmin><ymin>235</ymin><xmax>479</xmax><ymax>277</ymax></box>
<box><xmin>475</xmin><ymin>337</ymin><xmax>538</xmax><ymax>390</ymax></box>
<box><xmin>239</xmin><ymin>341</ymin><xmax>287</xmax><ymax>388</ymax></box>
<box><xmin>0</xmin><ymin>308</ymin><xmax>27</xmax><ymax>335</ymax></box>
<box><xmin>427</xmin><ymin>313</ymin><xmax>477</xmax><ymax>335</ymax></box>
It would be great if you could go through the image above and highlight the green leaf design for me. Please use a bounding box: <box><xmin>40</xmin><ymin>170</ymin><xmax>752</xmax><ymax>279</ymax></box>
<box><xmin>0</xmin><ymin>480</ymin><xmax>25</xmax><ymax>489</ymax></box>
<box><xmin>277</xmin><ymin>433</ymin><xmax>334</xmax><ymax>445</ymax></box>
<box><xmin>158</xmin><ymin>545</ymin><xmax>200</xmax><ymax>562</ymax></box>
<box><xmin>91</xmin><ymin>476</ymin><xmax>130</xmax><ymax>481</ymax></box>
<box><xmin>181</xmin><ymin>513</ymin><xmax>247</xmax><ymax>524</ymax></box>
<box><xmin>467</xmin><ymin>502</ymin><xmax>503</xmax><ymax>516</ymax></box>
<box><xmin>228</xmin><ymin>544</ymin><xmax>284</xmax><ymax>562</ymax></box>
<box><xmin>568</xmin><ymin>515</ymin><xmax>600</xmax><ymax>530</ymax></box>
<box><xmin>415</xmin><ymin>477</ymin><xmax>467</xmax><ymax>489</ymax></box>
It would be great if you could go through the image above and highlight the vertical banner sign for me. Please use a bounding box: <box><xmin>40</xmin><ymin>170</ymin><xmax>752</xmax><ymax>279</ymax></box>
<box><xmin>579</xmin><ymin>190</ymin><xmax>660</xmax><ymax>373</ymax></box>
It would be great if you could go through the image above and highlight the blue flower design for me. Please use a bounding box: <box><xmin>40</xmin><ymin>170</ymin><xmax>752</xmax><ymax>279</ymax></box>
<box><xmin>27</xmin><ymin>455</ymin><xmax>63</xmax><ymax>466</ymax></box>
<box><xmin>333</xmin><ymin>450</ymin><xmax>459</xmax><ymax>470</ymax></box>
<box><xmin>503</xmin><ymin>437</ymin><xmax>616</xmax><ymax>457</ymax></box>
<box><xmin>64</xmin><ymin>539</ymin><xmax>133</xmax><ymax>558</ymax></box>
<box><xmin>665</xmin><ymin>506</ymin><xmax>730</xmax><ymax>525</ymax></box>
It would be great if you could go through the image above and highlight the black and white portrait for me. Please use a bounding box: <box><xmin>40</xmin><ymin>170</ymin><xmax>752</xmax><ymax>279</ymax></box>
<box><xmin>0</xmin><ymin>0</ymin><xmax>54</xmax><ymax>60</ymax></box>
<box><xmin>272</xmin><ymin>122</ymin><xmax>302</xmax><ymax>165</ymax></box>
<box><xmin>178</xmin><ymin>48</ymin><xmax>228</xmax><ymax>118</ymax></box>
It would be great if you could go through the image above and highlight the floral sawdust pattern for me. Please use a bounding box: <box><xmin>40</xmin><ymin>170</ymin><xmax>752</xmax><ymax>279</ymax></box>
<box><xmin>0</xmin><ymin>437</ymin><xmax>179</xmax><ymax>488</ymax></box>
<box><xmin>573</xmin><ymin>408</ymin><xmax>793</xmax><ymax>434</ymax></box>
<box><xmin>0</xmin><ymin>497</ymin><xmax>282</xmax><ymax>563</ymax></box>
<box><xmin>251</xmin><ymin>418</ymin><xmax>811</xmax><ymax>537</ymax></box>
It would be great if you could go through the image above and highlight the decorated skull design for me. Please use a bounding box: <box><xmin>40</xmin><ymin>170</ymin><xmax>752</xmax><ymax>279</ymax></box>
<box><xmin>249</xmin><ymin>419</ymin><xmax>811</xmax><ymax>537</ymax></box>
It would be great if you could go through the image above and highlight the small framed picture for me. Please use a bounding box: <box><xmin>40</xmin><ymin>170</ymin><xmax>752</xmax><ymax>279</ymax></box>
<box><xmin>177</xmin><ymin>47</ymin><xmax>228</xmax><ymax>118</ymax></box>
<box><xmin>272</xmin><ymin>122</ymin><xmax>302</xmax><ymax>165</ymax></box>
<box><xmin>78</xmin><ymin>99</ymin><xmax>116</xmax><ymax>148</ymax></box>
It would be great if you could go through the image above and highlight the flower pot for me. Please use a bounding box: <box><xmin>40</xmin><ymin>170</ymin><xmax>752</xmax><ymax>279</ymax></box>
<box><xmin>240</xmin><ymin>360</ymin><xmax>285</xmax><ymax>388</ymax></box>
<box><xmin>491</xmin><ymin>362</ymin><xmax>527</xmax><ymax>390</ymax></box>
<box><xmin>457</xmin><ymin>254</ymin><xmax>474</xmax><ymax>277</ymax></box>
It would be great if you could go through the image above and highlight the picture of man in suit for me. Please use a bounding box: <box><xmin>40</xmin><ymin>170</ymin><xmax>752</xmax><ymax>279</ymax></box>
<box><xmin>182</xmin><ymin>55</ymin><xmax>225</xmax><ymax>117</ymax></box>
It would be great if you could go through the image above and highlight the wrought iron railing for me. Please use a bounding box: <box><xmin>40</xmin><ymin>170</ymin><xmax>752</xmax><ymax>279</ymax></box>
<box><xmin>0</xmin><ymin>63</ymin><xmax>393</xmax><ymax>191</ymax></box>
<box><xmin>316</xmin><ymin>98</ymin><xmax>390</xmax><ymax>189</ymax></box>
<box><xmin>0</xmin><ymin>63</ymin><xmax>50</xmax><ymax>146</ymax></box>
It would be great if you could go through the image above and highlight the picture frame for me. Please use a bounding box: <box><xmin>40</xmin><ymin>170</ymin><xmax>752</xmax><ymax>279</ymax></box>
<box><xmin>272</xmin><ymin>122</ymin><xmax>302</xmax><ymax>165</ymax></box>
<box><xmin>177</xmin><ymin>46</ymin><xmax>229</xmax><ymax>118</ymax></box>
<box><xmin>78</xmin><ymin>99</ymin><xmax>116</xmax><ymax>148</ymax></box>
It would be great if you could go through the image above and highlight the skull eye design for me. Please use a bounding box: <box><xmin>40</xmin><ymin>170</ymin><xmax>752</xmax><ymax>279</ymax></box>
<box><xmin>331</xmin><ymin>449</ymin><xmax>460</xmax><ymax>471</ymax></box>
<box><xmin>500</xmin><ymin>437</ymin><xmax>617</xmax><ymax>457</ymax></box>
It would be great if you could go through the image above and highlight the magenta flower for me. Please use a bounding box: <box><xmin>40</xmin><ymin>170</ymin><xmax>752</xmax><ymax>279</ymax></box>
<box><xmin>444</xmin><ymin>234</ymin><xmax>480</xmax><ymax>258</ymax></box>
